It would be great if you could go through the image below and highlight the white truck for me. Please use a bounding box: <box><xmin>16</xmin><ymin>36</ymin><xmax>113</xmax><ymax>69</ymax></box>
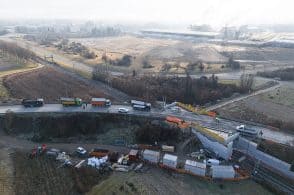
<box><xmin>236</xmin><ymin>125</ymin><xmax>262</xmax><ymax>138</ymax></box>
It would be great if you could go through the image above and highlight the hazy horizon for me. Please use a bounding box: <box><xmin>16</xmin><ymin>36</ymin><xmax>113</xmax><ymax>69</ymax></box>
<box><xmin>1</xmin><ymin>0</ymin><xmax>294</xmax><ymax>28</ymax></box>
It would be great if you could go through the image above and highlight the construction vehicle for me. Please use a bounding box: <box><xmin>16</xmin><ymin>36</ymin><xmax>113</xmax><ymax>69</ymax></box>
<box><xmin>60</xmin><ymin>97</ymin><xmax>82</xmax><ymax>106</ymax></box>
<box><xmin>29</xmin><ymin>144</ymin><xmax>47</xmax><ymax>159</ymax></box>
<box><xmin>89</xmin><ymin>148</ymin><xmax>109</xmax><ymax>158</ymax></box>
<box><xmin>131</xmin><ymin>100</ymin><xmax>151</xmax><ymax>111</ymax></box>
<box><xmin>166</xmin><ymin>116</ymin><xmax>190</xmax><ymax>129</ymax></box>
<box><xmin>91</xmin><ymin>98</ymin><xmax>111</xmax><ymax>107</ymax></box>
<box><xmin>22</xmin><ymin>98</ymin><xmax>44</xmax><ymax>107</ymax></box>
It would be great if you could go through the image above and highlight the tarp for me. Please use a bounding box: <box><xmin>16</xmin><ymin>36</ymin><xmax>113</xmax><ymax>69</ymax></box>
<box><xmin>87</xmin><ymin>156</ymin><xmax>108</xmax><ymax>168</ymax></box>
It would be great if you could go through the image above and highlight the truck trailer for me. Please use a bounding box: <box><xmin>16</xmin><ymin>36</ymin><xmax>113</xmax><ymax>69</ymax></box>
<box><xmin>91</xmin><ymin>98</ymin><xmax>111</xmax><ymax>107</ymax></box>
<box><xmin>60</xmin><ymin>97</ymin><xmax>82</xmax><ymax>106</ymax></box>
<box><xmin>22</xmin><ymin>98</ymin><xmax>44</xmax><ymax>107</ymax></box>
<box><xmin>131</xmin><ymin>100</ymin><xmax>151</xmax><ymax>111</ymax></box>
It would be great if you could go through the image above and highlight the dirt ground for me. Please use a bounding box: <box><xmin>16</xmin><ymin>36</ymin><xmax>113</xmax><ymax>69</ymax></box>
<box><xmin>3</xmin><ymin>66</ymin><xmax>112</xmax><ymax>103</ymax></box>
<box><xmin>88</xmin><ymin>166</ymin><xmax>272</xmax><ymax>195</ymax></box>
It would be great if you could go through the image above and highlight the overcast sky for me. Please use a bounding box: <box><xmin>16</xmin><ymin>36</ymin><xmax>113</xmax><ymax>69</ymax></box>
<box><xmin>1</xmin><ymin>0</ymin><xmax>294</xmax><ymax>27</ymax></box>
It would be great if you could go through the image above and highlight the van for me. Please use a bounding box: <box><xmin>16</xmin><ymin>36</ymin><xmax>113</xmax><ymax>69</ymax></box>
<box><xmin>204</xmin><ymin>159</ymin><xmax>220</xmax><ymax>166</ymax></box>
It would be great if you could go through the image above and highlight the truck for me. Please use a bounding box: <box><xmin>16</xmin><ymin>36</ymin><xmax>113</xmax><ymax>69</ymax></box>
<box><xmin>91</xmin><ymin>98</ymin><xmax>111</xmax><ymax>107</ymax></box>
<box><xmin>60</xmin><ymin>97</ymin><xmax>82</xmax><ymax>106</ymax></box>
<box><xmin>131</xmin><ymin>100</ymin><xmax>151</xmax><ymax>111</ymax></box>
<box><xmin>22</xmin><ymin>98</ymin><xmax>44</xmax><ymax>107</ymax></box>
<box><xmin>236</xmin><ymin>125</ymin><xmax>261</xmax><ymax>138</ymax></box>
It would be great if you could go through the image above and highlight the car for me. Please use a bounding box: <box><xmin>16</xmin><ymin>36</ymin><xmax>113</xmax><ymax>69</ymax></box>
<box><xmin>118</xmin><ymin>107</ymin><xmax>129</xmax><ymax>113</ymax></box>
<box><xmin>76</xmin><ymin>147</ymin><xmax>87</xmax><ymax>156</ymax></box>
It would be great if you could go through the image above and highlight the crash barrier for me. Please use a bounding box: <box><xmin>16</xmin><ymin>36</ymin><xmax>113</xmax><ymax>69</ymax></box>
<box><xmin>235</xmin><ymin>137</ymin><xmax>294</xmax><ymax>180</ymax></box>
<box><xmin>176</xmin><ymin>102</ymin><xmax>216</xmax><ymax>117</ymax></box>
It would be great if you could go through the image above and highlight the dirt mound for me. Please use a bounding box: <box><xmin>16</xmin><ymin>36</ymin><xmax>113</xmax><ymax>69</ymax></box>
<box><xmin>3</xmin><ymin>67</ymin><xmax>108</xmax><ymax>103</ymax></box>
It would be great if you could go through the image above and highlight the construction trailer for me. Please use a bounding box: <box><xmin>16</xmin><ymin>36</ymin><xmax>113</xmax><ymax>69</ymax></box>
<box><xmin>162</xmin><ymin>154</ymin><xmax>178</xmax><ymax>169</ymax></box>
<box><xmin>142</xmin><ymin>149</ymin><xmax>160</xmax><ymax>163</ymax></box>
<box><xmin>91</xmin><ymin>98</ymin><xmax>111</xmax><ymax>107</ymax></box>
<box><xmin>211</xmin><ymin>165</ymin><xmax>235</xmax><ymax>179</ymax></box>
<box><xmin>184</xmin><ymin>160</ymin><xmax>207</xmax><ymax>176</ymax></box>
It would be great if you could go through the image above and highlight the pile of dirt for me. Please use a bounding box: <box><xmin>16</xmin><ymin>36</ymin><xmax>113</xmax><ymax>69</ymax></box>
<box><xmin>3</xmin><ymin>67</ymin><xmax>108</xmax><ymax>103</ymax></box>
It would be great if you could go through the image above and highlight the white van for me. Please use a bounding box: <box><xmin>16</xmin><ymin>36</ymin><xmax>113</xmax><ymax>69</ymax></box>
<box><xmin>204</xmin><ymin>159</ymin><xmax>220</xmax><ymax>166</ymax></box>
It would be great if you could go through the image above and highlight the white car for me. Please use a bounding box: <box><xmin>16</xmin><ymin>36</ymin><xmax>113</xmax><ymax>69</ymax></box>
<box><xmin>76</xmin><ymin>147</ymin><xmax>87</xmax><ymax>156</ymax></box>
<box><xmin>118</xmin><ymin>107</ymin><xmax>129</xmax><ymax>113</ymax></box>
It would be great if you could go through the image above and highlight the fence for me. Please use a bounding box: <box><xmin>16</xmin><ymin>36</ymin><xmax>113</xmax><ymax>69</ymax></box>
<box><xmin>234</xmin><ymin>137</ymin><xmax>294</xmax><ymax>180</ymax></box>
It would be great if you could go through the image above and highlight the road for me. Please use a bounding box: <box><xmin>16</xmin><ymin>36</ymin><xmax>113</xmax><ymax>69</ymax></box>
<box><xmin>0</xmin><ymin>104</ymin><xmax>293</xmax><ymax>146</ymax></box>
<box><xmin>206</xmin><ymin>81</ymin><xmax>281</xmax><ymax>111</ymax></box>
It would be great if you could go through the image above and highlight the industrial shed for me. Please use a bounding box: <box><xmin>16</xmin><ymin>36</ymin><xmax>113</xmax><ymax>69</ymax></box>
<box><xmin>211</xmin><ymin>165</ymin><xmax>235</xmax><ymax>179</ymax></box>
<box><xmin>184</xmin><ymin>160</ymin><xmax>207</xmax><ymax>176</ymax></box>
<box><xmin>162</xmin><ymin>154</ymin><xmax>178</xmax><ymax>168</ymax></box>
<box><xmin>143</xmin><ymin>150</ymin><xmax>160</xmax><ymax>163</ymax></box>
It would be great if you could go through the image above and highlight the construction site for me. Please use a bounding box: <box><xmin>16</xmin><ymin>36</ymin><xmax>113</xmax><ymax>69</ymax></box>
<box><xmin>1</xmin><ymin>2</ymin><xmax>294</xmax><ymax>193</ymax></box>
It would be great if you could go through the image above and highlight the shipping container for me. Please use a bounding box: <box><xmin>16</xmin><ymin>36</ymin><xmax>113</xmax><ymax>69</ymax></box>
<box><xmin>161</xmin><ymin>145</ymin><xmax>175</xmax><ymax>153</ymax></box>
<box><xmin>211</xmin><ymin>165</ymin><xmax>235</xmax><ymax>179</ymax></box>
<box><xmin>143</xmin><ymin>149</ymin><xmax>160</xmax><ymax>163</ymax></box>
<box><xmin>162</xmin><ymin>154</ymin><xmax>178</xmax><ymax>168</ymax></box>
<box><xmin>184</xmin><ymin>160</ymin><xmax>206</xmax><ymax>176</ymax></box>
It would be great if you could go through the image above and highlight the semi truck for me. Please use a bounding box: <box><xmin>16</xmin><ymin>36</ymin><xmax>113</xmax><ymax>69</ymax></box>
<box><xmin>22</xmin><ymin>98</ymin><xmax>44</xmax><ymax>107</ymax></box>
<box><xmin>60</xmin><ymin>97</ymin><xmax>82</xmax><ymax>106</ymax></box>
<box><xmin>131</xmin><ymin>100</ymin><xmax>151</xmax><ymax>111</ymax></box>
<box><xmin>91</xmin><ymin>98</ymin><xmax>111</xmax><ymax>107</ymax></box>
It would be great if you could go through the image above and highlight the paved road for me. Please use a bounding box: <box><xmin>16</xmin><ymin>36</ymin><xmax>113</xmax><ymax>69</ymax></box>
<box><xmin>0</xmin><ymin>104</ymin><xmax>293</xmax><ymax>146</ymax></box>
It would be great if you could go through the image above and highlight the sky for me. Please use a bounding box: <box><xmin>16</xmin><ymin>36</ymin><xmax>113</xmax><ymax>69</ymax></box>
<box><xmin>1</xmin><ymin>0</ymin><xmax>294</xmax><ymax>27</ymax></box>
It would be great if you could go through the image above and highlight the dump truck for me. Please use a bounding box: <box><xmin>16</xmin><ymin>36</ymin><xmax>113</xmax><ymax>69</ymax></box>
<box><xmin>22</xmin><ymin>98</ymin><xmax>44</xmax><ymax>107</ymax></box>
<box><xmin>89</xmin><ymin>148</ymin><xmax>109</xmax><ymax>158</ymax></box>
<box><xmin>60</xmin><ymin>97</ymin><xmax>82</xmax><ymax>106</ymax></box>
<box><xmin>91</xmin><ymin>98</ymin><xmax>111</xmax><ymax>107</ymax></box>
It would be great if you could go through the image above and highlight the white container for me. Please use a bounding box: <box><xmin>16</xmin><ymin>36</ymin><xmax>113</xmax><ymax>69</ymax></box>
<box><xmin>211</xmin><ymin>165</ymin><xmax>235</xmax><ymax>179</ymax></box>
<box><xmin>143</xmin><ymin>150</ymin><xmax>160</xmax><ymax>163</ymax></box>
<box><xmin>162</xmin><ymin>154</ymin><xmax>178</xmax><ymax>168</ymax></box>
<box><xmin>162</xmin><ymin>145</ymin><xmax>175</xmax><ymax>153</ymax></box>
<box><xmin>184</xmin><ymin>160</ymin><xmax>206</xmax><ymax>176</ymax></box>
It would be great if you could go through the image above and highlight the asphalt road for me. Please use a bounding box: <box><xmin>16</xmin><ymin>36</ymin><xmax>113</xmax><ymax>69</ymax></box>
<box><xmin>0</xmin><ymin>104</ymin><xmax>293</xmax><ymax>146</ymax></box>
